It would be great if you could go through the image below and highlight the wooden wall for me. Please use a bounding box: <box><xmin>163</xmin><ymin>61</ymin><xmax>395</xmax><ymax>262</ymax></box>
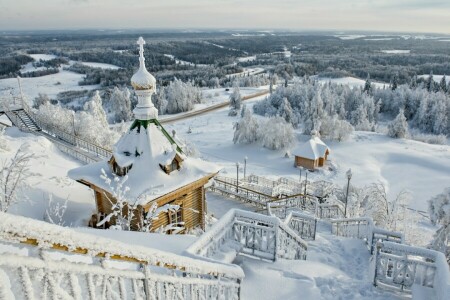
<box><xmin>83</xmin><ymin>175</ymin><xmax>212</xmax><ymax>233</ymax></box>
<box><xmin>294</xmin><ymin>156</ymin><xmax>317</xmax><ymax>170</ymax></box>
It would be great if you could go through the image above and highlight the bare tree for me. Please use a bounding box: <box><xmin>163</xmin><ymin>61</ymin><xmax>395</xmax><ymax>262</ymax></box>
<box><xmin>365</xmin><ymin>182</ymin><xmax>410</xmax><ymax>230</ymax></box>
<box><xmin>0</xmin><ymin>146</ymin><xmax>35</xmax><ymax>212</ymax></box>
<box><xmin>44</xmin><ymin>193</ymin><xmax>68</xmax><ymax>226</ymax></box>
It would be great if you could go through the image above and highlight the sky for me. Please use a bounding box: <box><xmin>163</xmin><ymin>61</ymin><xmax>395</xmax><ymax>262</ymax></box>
<box><xmin>1</xmin><ymin>0</ymin><xmax>450</xmax><ymax>34</ymax></box>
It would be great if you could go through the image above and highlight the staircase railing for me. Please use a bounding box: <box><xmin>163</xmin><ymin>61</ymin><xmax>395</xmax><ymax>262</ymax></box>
<box><xmin>373</xmin><ymin>241</ymin><xmax>450</xmax><ymax>299</ymax></box>
<box><xmin>0</xmin><ymin>212</ymin><xmax>243</xmax><ymax>299</ymax></box>
<box><xmin>331</xmin><ymin>217</ymin><xmax>403</xmax><ymax>254</ymax></box>
<box><xmin>186</xmin><ymin>209</ymin><xmax>308</xmax><ymax>262</ymax></box>
<box><xmin>283</xmin><ymin>211</ymin><xmax>317</xmax><ymax>240</ymax></box>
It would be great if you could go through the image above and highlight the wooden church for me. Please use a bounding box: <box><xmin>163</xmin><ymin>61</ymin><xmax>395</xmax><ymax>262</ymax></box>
<box><xmin>69</xmin><ymin>37</ymin><xmax>220</xmax><ymax>233</ymax></box>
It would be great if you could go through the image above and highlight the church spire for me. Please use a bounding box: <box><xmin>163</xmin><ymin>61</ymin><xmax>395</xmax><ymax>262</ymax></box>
<box><xmin>130</xmin><ymin>37</ymin><xmax>158</xmax><ymax>120</ymax></box>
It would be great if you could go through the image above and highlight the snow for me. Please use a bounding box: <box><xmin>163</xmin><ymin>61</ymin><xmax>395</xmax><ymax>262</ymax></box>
<box><xmin>163</xmin><ymin>54</ymin><xmax>210</xmax><ymax>67</ymax></box>
<box><xmin>418</xmin><ymin>74</ymin><xmax>450</xmax><ymax>84</ymax></box>
<box><xmin>381</xmin><ymin>50</ymin><xmax>410</xmax><ymax>54</ymax></box>
<box><xmin>29</xmin><ymin>54</ymin><xmax>57</xmax><ymax>61</ymax></box>
<box><xmin>0</xmin><ymin>70</ymin><xmax>99</xmax><ymax>102</ymax></box>
<box><xmin>238</xmin><ymin>55</ymin><xmax>256</xmax><ymax>62</ymax></box>
<box><xmin>75</xmin><ymin>227</ymin><xmax>196</xmax><ymax>255</ymax></box>
<box><xmin>79</xmin><ymin>62</ymin><xmax>120</xmax><ymax>70</ymax></box>
<box><xmin>333</xmin><ymin>35</ymin><xmax>366</xmax><ymax>40</ymax></box>
<box><xmin>225</xmin><ymin>67</ymin><xmax>265</xmax><ymax>78</ymax></box>
<box><xmin>0</xmin><ymin>211</ymin><xmax>244</xmax><ymax>278</ymax></box>
<box><xmin>0</xmin><ymin>127</ymin><xmax>94</xmax><ymax>226</ymax></box>
<box><xmin>164</xmin><ymin>99</ymin><xmax>450</xmax><ymax>214</ymax></box>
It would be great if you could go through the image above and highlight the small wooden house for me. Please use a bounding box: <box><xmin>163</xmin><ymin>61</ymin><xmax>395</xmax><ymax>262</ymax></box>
<box><xmin>69</xmin><ymin>37</ymin><xmax>219</xmax><ymax>234</ymax></box>
<box><xmin>293</xmin><ymin>134</ymin><xmax>330</xmax><ymax>170</ymax></box>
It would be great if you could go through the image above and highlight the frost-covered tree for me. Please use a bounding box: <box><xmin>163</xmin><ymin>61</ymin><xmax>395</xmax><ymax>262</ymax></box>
<box><xmin>278</xmin><ymin>97</ymin><xmax>294</xmax><ymax>124</ymax></box>
<box><xmin>365</xmin><ymin>183</ymin><xmax>410</xmax><ymax>230</ymax></box>
<box><xmin>364</xmin><ymin>74</ymin><xmax>372</xmax><ymax>95</ymax></box>
<box><xmin>0</xmin><ymin>146</ymin><xmax>35</xmax><ymax>212</ymax></box>
<box><xmin>426</xmin><ymin>72</ymin><xmax>434</xmax><ymax>92</ymax></box>
<box><xmin>97</xmin><ymin>169</ymin><xmax>181</xmax><ymax>232</ymax></box>
<box><xmin>33</xmin><ymin>93</ymin><xmax>50</xmax><ymax>109</ymax></box>
<box><xmin>351</xmin><ymin>105</ymin><xmax>372</xmax><ymax>131</ymax></box>
<box><xmin>229</xmin><ymin>82</ymin><xmax>242</xmax><ymax>110</ymax></box>
<box><xmin>84</xmin><ymin>90</ymin><xmax>108</xmax><ymax>127</ymax></box>
<box><xmin>320</xmin><ymin>114</ymin><xmax>354</xmax><ymax>142</ymax></box>
<box><xmin>391</xmin><ymin>75</ymin><xmax>398</xmax><ymax>91</ymax></box>
<box><xmin>233</xmin><ymin>107</ymin><xmax>259</xmax><ymax>144</ymax></box>
<box><xmin>428</xmin><ymin>188</ymin><xmax>450</xmax><ymax>262</ymax></box>
<box><xmin>110</xmin><ymin>87</ymin><xmax>132</xmax><ymax>123</ymax></box>
<box><xmin>439</xmin><ymin>75</ymin><xmax>447</xmax><ymax>93</ymax></box>
<box><xmin>259</xmin><ymin>116</ymin><xmax>294</xmax><ymax>150</ymax></box>
<box><xmin>388</xmin><ymin>108</ymin><xmax>409</xmax><ymax>138</ymax></box>
<box><xmin>164</xmin><ymin>79</ymin><xmax>202</xmax><ymax>114</ymax></box>
<box><xmin>429</xmin><ymin>187</ymin><xmax>450</xmax><ymax>228</ymax></box>
<box><xmin>44</xmin><ymin>194</ymin><xmax>68</xmax><ymax>226</ymax></box>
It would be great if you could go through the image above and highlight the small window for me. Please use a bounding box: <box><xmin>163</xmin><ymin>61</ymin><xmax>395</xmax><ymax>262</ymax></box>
<box><xmin>168</xmin><ymin>205</ymin><xmax>183</xmax><ymax>225</ymax></box>
<box><xmin>171</xmin><ymin>160</ymin><xmax>178</xmax><ymax>172</ymax></box>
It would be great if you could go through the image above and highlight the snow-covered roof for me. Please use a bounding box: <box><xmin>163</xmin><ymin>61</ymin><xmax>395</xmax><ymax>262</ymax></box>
<box><xmin>293</xmin><ymin>136</ymin><xmax>330</xmax><ymax>160</ymax></box>
<box><xmin>69</xmin><ymin>120</ymin><xmax>220</xmax><ymax>205</ymax></box>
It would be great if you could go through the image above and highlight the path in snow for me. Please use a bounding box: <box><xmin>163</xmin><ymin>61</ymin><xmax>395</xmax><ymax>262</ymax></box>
<box><xmin>237</xmin><ymin>221</ymin><xmax>407</xmax><ymax>300</ymax></box>
<box><xmin>206</xmin><ymin>193</ymin><xmax>405</xmax><ymax>299</ymax></box>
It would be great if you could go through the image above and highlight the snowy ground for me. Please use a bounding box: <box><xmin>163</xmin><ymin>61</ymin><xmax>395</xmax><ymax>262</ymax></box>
<box><xmin>0</xmin><ymin>127</ymin><xmax>93</xmax><ymax>226</ymax></box>
<box><xmin>381</xmin><ymin>50</ymin><xmax>410</xmax><ymax>54</ymax></box>
<box><xmin>0</xmin><ymin>53</ymin><xmax>121</xmax><ymax>103</ymax></box>
<box><xmin>418</xmin><ymin>74</ymin><xmax>450</xmax><ymax>84</ymax></box>
<box><xmin>164</xmin><ymin>97</ymin><xmax>449</xmax><ymax>214</ymax></box>
<box><xmin>78</xmin><ymin>61</ymin><xmax>120</xmax><ymax>70</ymax></box>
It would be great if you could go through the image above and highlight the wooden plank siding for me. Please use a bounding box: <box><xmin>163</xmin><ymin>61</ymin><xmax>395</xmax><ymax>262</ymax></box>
<box><xmin>80</xmin><ymin>173</ymin><xmax>214</xmax><ymax>233</ymax></box>
<box><xmin>294</xmin><ymin>156</ymin><xmax>317</xmax><ymax>170</ymax></box>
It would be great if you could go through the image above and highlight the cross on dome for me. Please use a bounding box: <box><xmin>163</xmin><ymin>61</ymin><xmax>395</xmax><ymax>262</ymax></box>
<box><xmin>137</xmin><ymin>37</ymin><xmax>146</xmax><ymax>67</ymax></box>
<box><xmin>130</xmin><ymin>36</ymin><xmax>158</xmax><ymax>120</ymax></box>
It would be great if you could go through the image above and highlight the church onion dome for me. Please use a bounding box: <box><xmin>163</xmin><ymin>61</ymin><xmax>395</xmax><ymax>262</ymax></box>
<box><xmin>130</xmin><ymin>37</ymin><xmax>156</xmax><ymax>91</ymax></box>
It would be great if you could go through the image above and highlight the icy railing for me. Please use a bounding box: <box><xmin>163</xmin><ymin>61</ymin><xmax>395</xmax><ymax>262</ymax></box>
<box><xmin>331</xmin><ymin>217</ymin><xmax>404</xmax><ymax>254</ymax></box>
<box><xmin>373</xmin><ymin>241</ymin><xmax>450</xmax><ymax>299</ymax></box>
<box><xmin>266</xmin><ymin>196</ymin><xmax>318</xmax><ymax>217</ymax></box>
<box><xmin>21</xmin><ymin>102</ymin><xmax>112</xmax><ymax>159</ymax></box>
<box><xmin>0</xmin><ymin>212</ymin><xmax>243</xmax><ymax>299</ymax></box>
<box><xmin>212</xmin><ymin>176</ymin><xmax>274</xmax><ymax>206</ymax></box>
<box><xmin>186</xmin><ymin>209</ymin><xmax>308</xmax><ymax>263</ymax></box>
<box><xmin>283</xmin><ymin>211</ymin><xmax>317</xmax><ymax>240</ymax></box>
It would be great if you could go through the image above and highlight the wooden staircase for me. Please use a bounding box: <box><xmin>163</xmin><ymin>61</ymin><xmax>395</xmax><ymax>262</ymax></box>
<box><xmin>4</xmin><ymin>109</ymin><xmax>41</xmax><ymax>132</ymax></box>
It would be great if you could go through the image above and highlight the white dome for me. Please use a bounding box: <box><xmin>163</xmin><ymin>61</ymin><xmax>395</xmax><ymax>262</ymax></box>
<box><xmin>131</xmin><ymin>66</ymin><xmax>156</xmax><ymax>91</ymax></box>
<box><xmin>131</xmin><ymin>37</ymin><xmax>156</xmax><ymax>91</ymax></box>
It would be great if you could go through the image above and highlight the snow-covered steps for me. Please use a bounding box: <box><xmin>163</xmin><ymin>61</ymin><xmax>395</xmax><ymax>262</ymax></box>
<box><xmin>238</xmin><ymin>230</ymin><xmax>408</xmax><ymax>300</ymax></box>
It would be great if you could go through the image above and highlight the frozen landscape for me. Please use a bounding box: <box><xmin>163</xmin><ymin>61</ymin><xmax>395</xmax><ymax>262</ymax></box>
<box><xmin>1</xmin><ymin>1</ymin><xmax>450</xmax><ymax>299</ymax></box>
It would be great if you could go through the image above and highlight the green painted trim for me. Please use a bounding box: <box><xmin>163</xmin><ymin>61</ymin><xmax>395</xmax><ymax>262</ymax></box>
<box><xmin>129</xmin><ymin>119</ymin><xmax>183</xmax><ymax>154</ymax></box>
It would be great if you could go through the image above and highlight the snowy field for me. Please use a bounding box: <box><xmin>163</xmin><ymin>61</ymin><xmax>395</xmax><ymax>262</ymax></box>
<box><xmin>79</xmin><ymin>61</ymin><xmax>121</xmax><ymax>69</ymax></box>
<box><xmin>0</xmin><ymin>70</ymin><xmax>99</xmax><ymax>101</ymax></box>
<box><xmin>419</xmin><ymin>74</ymin><xmax>450</xmax><ymax>84</ymax></box>
<box><xmin>381</xmin><ymin>50</ymin><xmax>410</xmax><ymax>54</ymax></box>
<box><xmin>164</xmin><ymin>97</ymin><xmax>450</xmax><ymax>213</ymax></box>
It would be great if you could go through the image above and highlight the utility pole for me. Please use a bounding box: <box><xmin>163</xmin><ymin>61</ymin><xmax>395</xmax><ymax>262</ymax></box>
<box><xmin>344</xmin><ymin>169</ymin><xmax>352</xmax><ymax>218</ymax></box>
<box><xmin>244</xmin><ymin>156</ymin><xmax>248</xmax><ymax>179</ymax></box>
<box><xmin>236</xmin><ymin>162</ymin><xmax>240</xmax><ymax>193</ymax></box>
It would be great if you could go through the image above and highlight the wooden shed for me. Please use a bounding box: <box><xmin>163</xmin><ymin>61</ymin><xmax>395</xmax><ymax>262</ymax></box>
<box><xmin>69</xmin><ymin>37</ymin><xmax>219</xmax><ymax>234</ymax></box>
<box><xmin>293</xmin><ymin>135</ymin><xmax>330</xmax><ymax>170</ymax></box>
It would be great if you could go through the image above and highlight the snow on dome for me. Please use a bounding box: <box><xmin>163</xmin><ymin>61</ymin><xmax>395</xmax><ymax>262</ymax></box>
<box><xmin>293</xmin><ymin>136</ymin><xmax>330</xmax><ymax>160</ymax></box>
<box><xmin>130</xmin><ymin>37</ymin><xmax>156</xmax><ymax>91</ymax></box>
